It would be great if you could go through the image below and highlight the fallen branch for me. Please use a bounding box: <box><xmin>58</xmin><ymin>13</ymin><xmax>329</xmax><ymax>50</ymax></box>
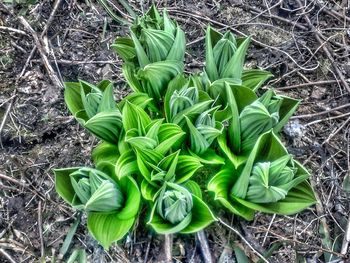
<box><xmin>18</xmin><ymin>16</ymin><xmax>62</xmax><ymax>89</ymax></box>
<box><xmin>19</xmin><ymin>0</ymin><xmax>63</xmax><ymax>79</ymax></box>
<box><xmin>278</xmin><ymin>79</ymin><xmax>350</xmax><ymax>91</ymax></box>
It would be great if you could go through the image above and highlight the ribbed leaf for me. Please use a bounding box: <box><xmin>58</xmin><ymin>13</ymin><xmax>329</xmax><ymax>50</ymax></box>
<box><xmin>242</xmin><ymin>69</ymin><xmax>273</xmax><ymax>91</ymax></box>
<box><xmin>180</xmin><ymin>195</ymin><xmax>216</xmax><ymax>234</ymax></box>
<box><xmin>118</xmin><ymin>92</ymin><xmax>156</xmax><ymax>111</ymax></box>
<box><xmin>130</xmin><ymin>30</ymin><xmax>150</xmax><ymax>68</ymax></box>
<box><xmin>85</xmin><ymin>180</ymin><xmax>124</xmax><ymax>212</ymax></box>
<box><xmin>232</xmin><ymin>181</ymin><xmax>316</xmax><ymax>215</ymax></box>
<box><xmin>135</xmin><ymin>148</ymin><xmax>163</xmax><ymax>182</ymax></box>
<box><xmin>115</xmin><ymin>150</ymin><xmax>138</xmax><ymax>179</ymax></box>
<box><xmin>122</xmin><ymin>101</ymin><xmax>151</xmax><ymax>132</ymax></box>
<box><xmin>117</xmin><ymin>175</ymin><xmax>141</xmax><ymax>220</ymax></box>
<box><xmin>185</xmin><ymin>116</ymin><xmax>210</xmax><ymax>154</ymax></box>
<box><xmin>183</xmin><ymin>180</ymin><xmax>202</xmax><ymax>199</ymax></box>
<box><xmin>221</xmin><ymin>37</ymin><xmax>250</xmax><ymax>79</ymax></box>
<box><xmin>175</xmin><ymin>155</ymin><xmax>203</xmax><ymax>184</ymax></box>
<box><xmin>205</xmin><ymin>26</ymin><xmax>221</xmax><ymax>81</ymax></box>
<box><xmin>148</xmin><ymin>204</ymin><xmax>192</xmax><ymax>234</ymax></box>
<box><xmin>141</xmin><ymin>180</ymin><xmax>158</xmax><ymax>201</ymax></box>
<box><xmin>213</xmin><ymin>33</ymin><xmax>237</xmax><ymax>77</ymax></box>
<box><xmin>64</xmin><ymin>82</ymin><xmax>87</xmax><ymax>121</ymax></box>
<box><xmin>97</xmin><ymin>83</ymin><xmax>116</xmax><ymax>112</ymax></box>
<box><xmin>156</xmin><ymin>123</ymin><xmax>185</xmax><ymax>154</ymax></box>
<box><xmin>122</xmin><ymin>63</ymin><xmax>143</xmax><ymax>92</ymax></box>
<box><xmin>172</xmin><ymin>100</ymin><xmax>213</xmax><ymax>126</ymax></box>
<box><xmin>164</xmin><ymin>74</ymin><xmax>188</xmax><ymax>122</ymax></box>
<box><xmin>87</xmin><ymin>213</ymin><xmax>134</xmax><ymax>249</ymax></box>
<box><xmin>226</xmin><ymin>83</ymin><xmax>241</xmax><ymax>153</ymax></box>
<box><xmin>166</xmin><ymin>26</ymin><xmax>185</xmax><ymax>61</ymax></box>
<box><xmin>84</xmin><ymin>110</ymin><xmax>122</xmax><ymax>144</ymax></box>
<box><xmin>273</xmin><ymin>95</ymin><xmax>300</xmax><ymax>133</ymax></box>
<box><xmin>142</xmin><ymin>28</ymin><xmax>174</xmax><ymax>62</ymax></box>
<box><xmin>111</xmin><ymin>37</ymin><xmax>136</xmax><ymax>62</ymax></box>
<box><xmin>188</xmin><ymin>148</ymin><xmax>225</xmax><ymax>165</ymax></box>
<box><xmin>207</xmin><ymin>166</ymin><xmax>255</xmax><ymax>220</ymax></box>
<box><xmin>137</xmin><ymin>60</ymin><xmax>183</xmax><ymax>101</ymax></box>
<box><xmin>92</xmin><ymin>142</ymin><xmax>119</xmax><ymax>167</ymax></box>
<box><xmin>54</xmin><ymin>167</ymin><xmax>80</xmax><ymax>205</ymax></box>
<box><xmin>231</xmin><ymin>131</ymin><xmax>288</xmax><ymax>199</ymax></box>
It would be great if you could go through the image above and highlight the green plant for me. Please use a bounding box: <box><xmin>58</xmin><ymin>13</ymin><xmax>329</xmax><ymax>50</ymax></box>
<box><xmin>54</xmin><ymin>5</ymin><xmax>316</xmax><ymax>250</ymax></box>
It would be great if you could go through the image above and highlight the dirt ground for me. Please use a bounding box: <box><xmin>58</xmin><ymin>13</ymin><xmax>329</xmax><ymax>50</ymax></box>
<box><xmin>1</xmin><ymin>0</ymin><xmax>350</xmax><ymax>262</ymax></box>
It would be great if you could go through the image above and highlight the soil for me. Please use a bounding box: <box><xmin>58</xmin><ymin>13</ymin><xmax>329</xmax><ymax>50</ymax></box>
<box><xmin>0</xmin><ymin>0</ymin><xmax>350</xmax><ymax>262</ymax></box>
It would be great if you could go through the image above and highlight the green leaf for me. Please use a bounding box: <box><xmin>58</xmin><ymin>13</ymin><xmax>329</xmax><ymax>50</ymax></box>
<box><xmin>119</xmin><ymin>92</ymin><xmax>157</xmax><ymax>112</ymax></box>
<box><xmin>64</xmin><ymin>82</ymin><xmax>89</xmax><ymax>122</ymax></box>
<box><xmin>188</xmin><ymin>148</ymin><xmax>225</xmax><ymax>165</ymax></box>
<box><xmin>66</xmin><ymin>249</ymin><xmax>86</xmax><ymax>263</ymax></box>
<box><xmin>121</xmin><ymin>63</ymin><xmax>143</xmax><ymax>93</ymax></box>
<box><xmin>172</xmin><ymin>100</ymin><xmax>213</xmax><ymax>126</ymax></box>
<box><xmin>185</xmin><ymin>116</ymin><xmax>210</xmax><ymax>154</ymax></box>
<box><xmin>226</xmin><ymin>83</ymin><xmax>241</xmax><ymax>153</ymax></box>
<box><xmin>84</xmin><ymin>110</ymin><xmax>123</xmax><ymax>144</ymax></box>
<box><xmin>156</xmin><ymin>123</ymin><xmax>185</xmax><ymax>154</ymax></box>
<box><xmin>233</xmin><ymin>246</ymin><xmax>249</xmax><ymax>263</ymax></box>
<box><xmin>84</xmin><ymin>181</ymin><xmax>123</xmax><ymax>212</ymax></box>
<box><xmin>130</xmin><ymin>30</ymin><xmax>150</xmax><ymax>68</ymax></box>
<box><xmin>217</xmin><ymin>133</ymin><xmax>247</xmax><ymax>168</ymax></box>
<box><xmin>141</xmin><ymin>180</ymin><xmax>158</xmax><ymax>201</ymax></box>
<box><xmin>175</xmin><ymin>155</ymin><xmax>203</xmax><ymax>184</ymax></box>
<box><xmin>148</xmin><ymin>203</ymin><xmax>192</xmax><ymax>234</ymax></box>
<box><xmin>122</xmin><ymin>100</ymin><xmax>151</xmax><ymax>132</ymax></box>
<box><xmin>137</xmin><ymin>60</ymin><xmax>183</xmax><ymax>101</ymax></box>
<box><xmin>273</xmin><ymin>95</ymin><xmax>300</xmax><ymax>133</ymax></box>
<box><xmin>166</xmin><ymin>26</ymin><xmax>186</xmax><ymax>62</ymax></box>
<box><xmin>59</xmin><ymin>214</ymin><xmax>81</xmax><ymax>257</ymax></box>
<box><xmin>242</xmin><ymin>69</ymin><xmax>273</xmax><ymax>91</ymax></box>
<box><xmin>97</xmin><ymin>82</ymin><xmax>116</xmax><ymax>112</ymax></box>
<box><xmin>87</xmin><ymin>212</ymin><xmax>135</xmax><ymax>249</ymax></box>
<box><xmin>92</xmin><ymin>142</ymin><xmax>119</xmax><ymax>167</ymax></box>
<box><xmin>205</xmin><ymin>26</ymin><xmax>221</xmax><ymax>81</ymax></box>
<box><xmin>183</xmin><ymin>180</ymin><xmax>202</xmax><ymax>198</ymax></box>
<box><xmin>142</xmin><ymin>28</ymin><xmax>174</xmax><ymax>62</ymax></box>
<box><xmin>231</xmin><ymin>131</ymin><xmax>288</xmax><ymax>199</ymax></box>
<box><xmin>164</xmin><ymin>74</ymin><xmax>188</xmax><ymax>122</ymax></box>
<box><xmin>232</xmin><ymin>181</ymin><xmax>316</xmax><ymax>215</ymax></box>
<box><xmin>226</xmin><ymin>83</ymin><xmax>258</xmax><ymax>154</ymax></box>
<box><xmin>111</xmin><ymin>37</ymin><xmax>136</xmax><ymax>62</ymax></box>
<box><xmin>54</xmin><ymin>167</ymin><xmax>80</xmax><ymax>205</ymax></box>
<box><xmin>115</xmin><ymin>150</ymin><xmax>138</xmax><ymax>179</ymax></box>
<box><xmin>343</xmin><ymin>173</ymin><xmax>350</xmax><ymax>193</ymax></box>
<box><xmin>221</xmin><ymin>37</ymin><xmax>250</xmax><ymax>79</ymax></box>
<box><xmin>180</xmin><ymin>195</ymin><xmax>216</xmax><ymax>234</ymax></box>
<box><xmin>117</xmin><ymin>175</ymin><xmax>141</xmax><ymax>220</ymax></box>
<box><xmin>135</xmin><ymin>148</ymin><xmax>163</xmax><ymax>181</ymax></box>
<box><xmin>207</xmin><ymin>165</ymin><xmax>255</xmax><ymax>220</ymax></box>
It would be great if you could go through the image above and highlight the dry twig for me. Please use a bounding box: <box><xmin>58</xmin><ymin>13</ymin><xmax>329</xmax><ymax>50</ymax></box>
<box><xmin>18</xmin><ymin>17</ymin><xmax>62</xmax><ymax>89</ymax></box>
<box><xmin>38</xmin><ymin>201</ymin><xmax>45</xmax><ymax>258</ymax></box>
<box><xmin>196</xmin><ymin>230</ymin><xmax>213</xmax><ymax>263</ymax></box>
<box><xmin>218</xmin><ymin>218</ymin><xmax>269</xmax><ymax>263</ymax></box>
<box><xmin>164</xmin><ymin>234</ymin><xmax>173</xmax><ymax>263</ymax></box>
<box><xmin>295</xmin><ymin>0</ymin><xmax>350</xmax><ymax>93</ymax></box>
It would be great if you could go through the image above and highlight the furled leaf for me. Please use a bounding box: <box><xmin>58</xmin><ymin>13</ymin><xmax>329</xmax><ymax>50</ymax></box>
<box><xmin>241</xmin><ymin>69</ymin><xmax>273</xmax><ymax>91</ymax></box>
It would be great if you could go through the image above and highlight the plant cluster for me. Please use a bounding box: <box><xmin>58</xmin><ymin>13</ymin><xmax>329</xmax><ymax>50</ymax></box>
<box><xmin>54</xmin><ymin>6</ymin><xmax>316</xmax><ymax>249</ymax></box>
